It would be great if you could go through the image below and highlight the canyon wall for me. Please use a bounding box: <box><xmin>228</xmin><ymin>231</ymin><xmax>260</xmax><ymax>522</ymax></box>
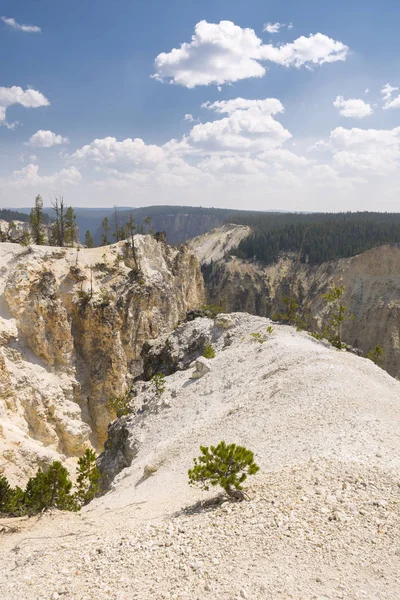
<box><xmin>0</xmin><ymin>235</ymin><xmax>204</xmax><ymax>484</ymax></box>
<box><xmin>190</xmin><ymin>226</ymin><xmax>400</xmax><ymax>379</ymax></box>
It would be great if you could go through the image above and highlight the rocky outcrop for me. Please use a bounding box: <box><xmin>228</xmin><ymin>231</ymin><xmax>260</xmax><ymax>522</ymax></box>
<box><xmin>97</xmin><ymin>312</ymin><xmax>400</xmax><ymax>499</ymax></box>
<box><xmin>0</xmin><ymin>236</ymin><xmax>204</xmax><ymax>484</ymax></box>
<box><xmin>189</xmin><ymin>229</ymin><xmax>400</xmax><ymax>379</ymax></box>
<box><xmin>187</xmin><ymin>223</ymin><xmax>251</xmax><ymax>265</ymax></box>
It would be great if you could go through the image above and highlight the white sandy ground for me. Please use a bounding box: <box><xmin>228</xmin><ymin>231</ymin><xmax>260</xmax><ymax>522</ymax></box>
<box><xmin>1</xmin><ymin>313</ymin><xmax>400</xmax><ymax>599</ymax></box>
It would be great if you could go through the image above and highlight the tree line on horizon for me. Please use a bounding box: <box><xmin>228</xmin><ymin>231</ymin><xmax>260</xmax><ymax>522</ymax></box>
<box><xmin>229</xmin><ymin>212</ymin><xmax>400</xmax><ymax>264</ymax></box>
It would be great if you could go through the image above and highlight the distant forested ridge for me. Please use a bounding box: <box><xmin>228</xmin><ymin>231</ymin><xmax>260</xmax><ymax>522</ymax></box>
<box><xmin>230</xmin><ymin>212</ymin><xmax>400</xmax><ymax>264</ymax></box>
<box><xmin>0</xmin><ymin>209</ymin><xmax>31</xmax><ymax>223</ymax></box>
<box><xmin>0</xmin><ymin>208</ymin><xmax>52</xmax><ymax>224</ymax></box>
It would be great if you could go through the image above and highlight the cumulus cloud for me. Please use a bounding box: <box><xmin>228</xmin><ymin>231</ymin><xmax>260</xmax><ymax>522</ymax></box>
<box><xmin>0</xmin><ymin>86</ymin><xmax>49</xmax><ymax>126</ymax></box>
<box><xmin>71</xmin><ymin>136</ymin><xmax>164</xmax><ymax>169</ymax></box>
<box><xmin>181</xmin><ymin>97</ymin><xmax>291</xmax><ymax>153</ymax></box>
<box><xmin>3</xmin><ymin>164</ymin><xmax>81</xmax><ymax>189</ymax></box>
<box><xmin>381</xmin><ymin>83</ymin><xmax>400</xmax><ymax>109</ymax></box>
<box><xmin>263</xmin><ymin>22</ymin><xmax>282</xmax><ymax>34</ymax></box>
<box><xmin>333</xmin><ymin>95</ymin><xmax>373</xmax><ymax>118</ymax></box>
<box><xmin>317</xmin><ymin>126</ymin><xmax>400</xmax><ymax>173</ymax></box>
<box><xmin>153</xmin><ymin>20</ymin><xmax>349</xmax><ymax>87</ymax></box>
<box><xmin>26</xmin><ymin>130</ymin><xmax>69</xmax><ymax>148</ymax></box>
<box><xmin>1</xmin><ymin>16</ymin><xmax>41</xmax><ymax>33</ymax></box>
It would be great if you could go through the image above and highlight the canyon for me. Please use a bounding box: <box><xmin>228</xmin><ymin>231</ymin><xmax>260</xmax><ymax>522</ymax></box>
<box><xmin>0</xmin><ymin>235</ymin><xmax>204</xmax><ymax>484</ymax></box>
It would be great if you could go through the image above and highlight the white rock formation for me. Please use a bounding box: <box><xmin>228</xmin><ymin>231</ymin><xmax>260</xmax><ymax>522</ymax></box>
<box><xmin>0</xmin><ymin>237</ymin><xmax>204</xmax><ymax>484</ymax></box>
<box><xmin>187</xmin><ymin>223</ymin><xmax>251</xmax><ymax>265</ymax></box>
<box><xmin>1</xmin><ymin>313</ymin><xmax>399</xmax><ymax>599</ymax></box>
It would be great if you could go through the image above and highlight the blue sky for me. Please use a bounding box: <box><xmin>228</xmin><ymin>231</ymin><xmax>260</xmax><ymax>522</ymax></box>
<box><xmin>1</xmin><ymin>0</ymin><xmax>400</xmax><ymax>211</ymax></box>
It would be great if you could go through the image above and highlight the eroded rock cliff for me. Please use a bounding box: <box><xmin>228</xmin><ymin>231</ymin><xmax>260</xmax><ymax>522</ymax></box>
<box><xmin>190</xmin><ymin>227</ymin><xmax>400</xmax><ymax>379</ymax></box>
<box><xmin>0</xmin><ymin>236</ymin><xmax>204</xmax><ymax>484</ymax></box>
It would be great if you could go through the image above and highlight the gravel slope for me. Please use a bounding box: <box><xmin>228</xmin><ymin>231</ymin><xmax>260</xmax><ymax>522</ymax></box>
<box><xmin>1</xmin><ymin>313</ymin><xmax>399</xmax><ymax>599</ymax></box>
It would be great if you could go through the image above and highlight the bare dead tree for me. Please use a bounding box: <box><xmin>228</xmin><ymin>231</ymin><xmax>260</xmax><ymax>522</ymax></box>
<box><xmin>51</xmin><ymin>195</ymin><xmax>66</xmax><ymax>247</ymax></box>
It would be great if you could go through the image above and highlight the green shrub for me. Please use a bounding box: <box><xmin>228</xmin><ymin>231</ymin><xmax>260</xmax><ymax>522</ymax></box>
<box><xmin>366</xmin><ymin>344</ymin><xmax>384</xmax><ymax>365</ymax></box>
<box><xmin>251</xmin><ymin>332</ymin><xmax>265</xmax><ymax>344</ymax></box>
<box><xmin>188</xmin><ymin>441</ymin><xmax>260</xmax><ymax>501</ymax></box>
<box><xmin>151</xmin><ymin>372</ymin><xmax>166</xmax><ymax>396</ymax></box>
<box><xmin>201</xmin><ymin>304</ymin><xmax>225</xmax><ymax>318</ymax></box>
<box><xmin>202</xmin><ymin>344</ymin><xmax>216</xmax><ymax>359</ymax></box>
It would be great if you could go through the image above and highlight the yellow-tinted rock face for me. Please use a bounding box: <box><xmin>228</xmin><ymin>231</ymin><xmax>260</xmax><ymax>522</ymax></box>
<box><xmin>0</xmin><ymin>236</ymin><xmax>204</xmax><ymax>484</ymax></box>
<box><xmin>201</xmin><ymin>243</ymin><xmax>400</xmax><ymax>380</ymax></box>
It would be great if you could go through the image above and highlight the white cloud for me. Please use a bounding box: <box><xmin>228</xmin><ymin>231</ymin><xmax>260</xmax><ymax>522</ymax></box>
<box><xmin>1</xmin><ymin>16</ymin><xmax>41</xmax><ymax>33</ymax></box>
<box><xmin>381</xmin><ymin>83</ymin><xmax>400</xmax><ymax>110</ymax></box>
<box><xmin>333</xmin><ymin>95</ymin><xmax>373</xmax><ymax>118</ymax></box>
<box><xmin>71</xmin><ymin>136</ymin><xmax>164</xmax><ymax>169</ymax></box>
<box><xmin>153</xmin><ymin>20</ymin><xmax>349</xmax><ymax>87</ymax></box>
<box><xmin>381</xmin><ymin>83</ymin><xmax>398</xmax><ymax>101</ymax></box>
<box><xmin>316</xmin><ymin>126</ymin><xmax>400</xmax><ymax>173</ymax></box>
<box><xmin>263</xmin><ymin>22</ymin><xmax>282</xmax><ymax>34</ymax></box>
<box><xmin>202</xmin><ymin>97</ymin><xmax>283</xmax><ymax>115</ymax></box>
<box><xmin>2</xmin><ymin>164</ymin><xmax>81</xmax><ymax>189</ymax></box>
<box><xmin>26</xmin><ymin>130</ymin><xmax>69</xmax><ymax>148</ymax></box>
<box><xmin>0</xmin><ymin>86</ymin><xmax>49</xmax><ymax>126</ymax></box>
<box><xmin>182</xmin><ymin>97</ymin><xmax>291</xmax><ymax>153</ymax></box>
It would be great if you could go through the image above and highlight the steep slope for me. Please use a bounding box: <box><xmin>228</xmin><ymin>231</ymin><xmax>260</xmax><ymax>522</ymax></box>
<box><xmin>0</xmin><ymin>313</ymin><xmax>399</xmax><ymax>599</ymax></box>
<box><xmin>187</xmin><ymin>223</ymin><xmax>251</xmax><ymax>265</ymax></box>
<box><xmin>0</xmin><ymin>236</ymin><xmax>204</xmax><ymax>484</ymax></box>
<box><xmin>189</xmin><ymin>228</ymin><xmax>400</xmax><ymax>379</ymax></box>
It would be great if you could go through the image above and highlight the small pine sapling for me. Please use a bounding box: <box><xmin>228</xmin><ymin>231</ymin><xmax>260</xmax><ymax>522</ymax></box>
<box><xmin>107</xmin><ymin>390</ymin><xmax>134</xmax><ymax>418</ymax></box>
<box><xmin>188</xmin><ymin>441</ymin><xmax>260</xmax><ymax>501</ymax></box>
<box><xmin>366</xmin><ymin>344</ymin><xmax>384</xmax><ymax>365</ymax></box>
<box><xmin>151</xmin><ymin>372</ymin><xmax>166</xmax><ymax>396</ymax></box>
<box><xmin>202</xmin><ymin>344</ymin><xmax>216</xmax><ymax>359</ymax></box>
<box><xmin>322</xmin><ymin>284</ymin><xmax>353</xmax><ymax>349</ymax></box>
<box><xmin>75</xmin><ymin>449</ymin><xmax>101</xmax><ymax>505</ymax></box>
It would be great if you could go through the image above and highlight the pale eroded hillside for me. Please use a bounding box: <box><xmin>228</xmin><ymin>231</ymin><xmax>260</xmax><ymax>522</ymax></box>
<box><xmin>0</xmin><ymin>237</ymin><xmax>204</xmax><ymax>484</ymax></box>
<box><xmin>0</xmin><ymin>313</ymin><xmax>399</xmax><ymax>599</ymax></box>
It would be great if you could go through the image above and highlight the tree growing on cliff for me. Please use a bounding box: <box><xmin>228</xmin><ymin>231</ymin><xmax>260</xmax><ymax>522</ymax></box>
<box><xmin>101</xmin><ymin>217</ymin><xmax>111</xmax><ymax>246</ymax></box>
<box><xmin>30</xmin><ymin>194</ymin><xmax>46</xmax><ymax>245</ymax></box>
<box><xmin>188</xmin><ymin>441</ymin><xmax>259</xmax><ymax>501</ymax></box>
<box><xmin>23</xmin><ymin>461</ymin><xmax>78</xmax><ymax>514</ymax></box>
<box><xmin>323</xmin><ymin>284</ymin><xmax>353</xmax><ymax>349</ymax></box>
<box><xmin>64</xmin><ymin>206</ymin><xmax>78</xmax><ymax>247</ymax></box>
<box><xmin>125</xmin><ymin>215</ymin><xmax>137</xmax><ymax>262</ymax></box>
<box><xmin>50</xmin><ymin>196</ymin><xmax>66</xmax><ymax>247</ymax></box>
<box><xmin>366</xmin><ymin>344</ymin><xmax>385</xmax><ymax>365</ymax></box>
<box><xmin>85</xmin><ymin>230</ymin><xmax>94</xmax><ymax>248</ymax></box>
<box><xmin>0</xmin><ymin>475</ymin><xmax>13</xmax><ymax>514</ymax></box>
<box><xmin>107</xmin><ymin>389</ymin><xmax>134</xmax><ymax>418</ymax></box>
<box><xmin>75</xmin><ymin>449</ymin><xmax>101</xmax><ymax>505</ymax></box>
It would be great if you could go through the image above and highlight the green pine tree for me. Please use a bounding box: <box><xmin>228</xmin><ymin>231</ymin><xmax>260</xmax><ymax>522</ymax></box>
<box><xmin>101</xmin><ymin>217</ymin><xmax>110</xmax><ymax>246</ymax></box>
<box><xmin>0</xmin><ymin>475</ymin><xmax>13</xmax><ymax>514</ymax></box>
<box><xmin>30</xmin><ymin>195</ymin><xmax>45</xmax><ymax>245</ymax></box>
<box><xmin>75</xmin><ymin>449</ymin><xmax>101</xmax><ymax>505</ymax></box>
<box><xmin>323</xmin><ymin>284</ymin><xmax>353</xmax><ymax>349</ymax></box>
<box><xmin>64</xmin><ymin>207</ymin><xmax>78</xmax><ymax>247</ymax></box>
<box><xmin>366</xmin><ymin>344</ymin><xmax>385</xmax><ymax>365</ymax></box>
<box><xmin>188</xmin><ymin>441</ymin><xmax>260</xmax><ymax>501</ymax></box>
<box><xmin>23</xmin><ymin>461</ymin><xmax>78</xmax><ymax>514</ymax></box>
<box><xmin>85</xmin><ymin>230</ymin><xmax>94</xmax><ymax>248</ymax></box>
